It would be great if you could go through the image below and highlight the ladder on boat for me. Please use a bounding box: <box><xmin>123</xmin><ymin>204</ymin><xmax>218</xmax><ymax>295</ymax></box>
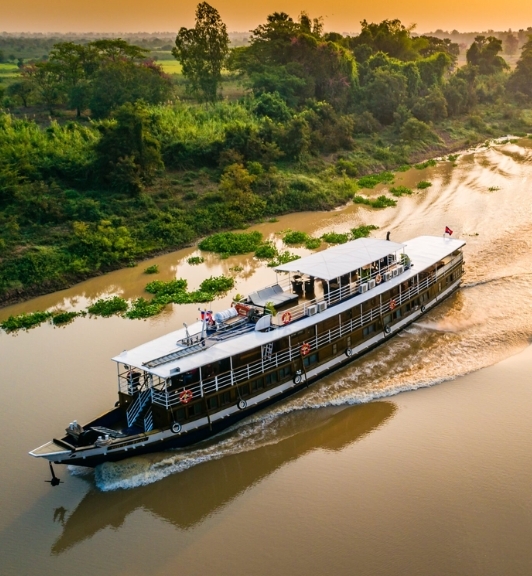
<box><xmin>143</xmin><ymin>343</ymin><xmax>205</xmax><ymax>369</ymax></box>
<box><xmin>126</xmin><ymin>388</ymin><xmax>152</xmax><ymax>428</ymax></box>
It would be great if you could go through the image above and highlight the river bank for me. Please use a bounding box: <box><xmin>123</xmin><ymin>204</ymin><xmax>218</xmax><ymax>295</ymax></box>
<box><xmin>1</xmin><ymin>132</ymin><xmax>529</xmax><ymax>312</ymax></box>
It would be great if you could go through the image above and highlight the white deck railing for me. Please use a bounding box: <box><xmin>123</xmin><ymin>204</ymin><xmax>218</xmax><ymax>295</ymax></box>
<box><xmin>151</xmin><ymin>258</ymin><xmax>462</xmax><ymax>410</ymax></box>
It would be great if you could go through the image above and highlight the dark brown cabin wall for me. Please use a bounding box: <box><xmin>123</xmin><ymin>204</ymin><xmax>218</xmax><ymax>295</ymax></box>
<box><xmin>154</xmin><ymin>262</ymin><xmax>464</xmax><ymax>427</ymax></box>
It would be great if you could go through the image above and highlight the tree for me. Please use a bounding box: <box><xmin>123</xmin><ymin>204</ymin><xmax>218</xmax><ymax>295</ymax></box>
<box><xmin>508</xmin><ymin>36</ymin><xmax>532</xmax><ymax>99</ymax></box>
<box><xmin>7</xmin><ymin>80</ymin><xmax>34</xmax><ymax>107</ymax></box>
<box><xmin>48</xmin><ymin>42</ymin><xmax>97</xmax><ymax>116</ymax></box>
<box><xmin>363</xmin><ymin>68</ymin><xmax>408</xmax><ymax>124</ymax></box>
<box><xmin>503</xmin><ymin>31</ymin><xmax>519</xmax><ymax>56</ymax></box>
<box><xmin>349</xmin><ymin>19</ymin><xmax>419</xmax><ymax>61</ymax></box>
<box><xmin>228</xmin><ymin>11</ymin><xmax>357</xmax><ymax>109</ymax></box>
<box><xmin>173</xmin><ymin>2</ymin><xmax>229</xmax><ymax>102</ymax></box>
<box><xmin>94</xmin><ymin>102</ymin><xmax>164</xmax><ymax>194</ymax></box>
<box><xmin>466</xmin><ymin>36</ymin><xmax>509</xmax><ymax>74</ymax></box>
<box><xmin>21</xmin><ymin>62</ymin><xmax>62</xmax><ymax>113</ymax></box>
<box><xmin>89</xmin><ymin>59</ymin><xmax>173</xmax><ymax>118</ymax></box>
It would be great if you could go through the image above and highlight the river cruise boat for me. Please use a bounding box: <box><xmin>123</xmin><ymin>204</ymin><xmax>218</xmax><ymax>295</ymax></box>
<box><xmin>30</xmin><ymin>234</ymin><xmax>465</xmax><ymax>468</ymax></box>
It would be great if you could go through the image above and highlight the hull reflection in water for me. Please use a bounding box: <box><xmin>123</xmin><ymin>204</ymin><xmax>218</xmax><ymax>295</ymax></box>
<box><xmin>53</xmin><ymin>401</ymin><xmax>395</xmax><ymax>554</ymax></box>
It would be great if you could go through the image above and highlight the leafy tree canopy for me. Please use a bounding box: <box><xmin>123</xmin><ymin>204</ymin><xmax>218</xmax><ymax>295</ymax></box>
<box><xmin>466</xmin><ymin>36</ymin><xmax>509</xmax><ymax>74</ymax></box>
<box><xmin>508</xmin><ymin>36</ymin><xmax>532</xmax><ymax>98</ymax></box>
<box><xmin>229</xmin><ymin>11</ymin><xmax>357</xmax><ymax>110</ymax></box>
<box><xmin>173</xmin><ymin>2</ymin><xmax>229</xmax><ymax>102</ymax></box>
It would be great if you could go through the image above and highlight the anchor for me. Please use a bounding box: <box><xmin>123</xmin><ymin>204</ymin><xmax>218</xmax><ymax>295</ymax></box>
<box><xmin>45</xmin><ymin>462</ymin><xmax>63</xmax><ymax>487</ymax></box>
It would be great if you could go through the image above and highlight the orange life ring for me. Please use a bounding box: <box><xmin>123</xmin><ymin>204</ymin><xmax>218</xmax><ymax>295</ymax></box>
<box><xmin>389</xmin><ymin>299</ymin><xmax>396</xmax><ymax>310</ymax></box>
<box><xmin>235</xmin><ymin>303</ymin><xmax>251</xmax><ymax>316</ymax></box>
<box><xmin>301</xmin><ymin>342</ymin><xmax>311</xmax><ymax>356</ymax></box>
<box><xmin>179</xmin><ymin>389</ymin><xmax>193</xmax><ymax>404</ymax></box>
<box><xmin>375</xmin><ymin>274</ymin><xmax>382</xmax><ymax>284</ymax></box>
<box><xmin>281</xmin><ymin>311</ymin><xmax>292</xmax><ymax>324</ymax></box>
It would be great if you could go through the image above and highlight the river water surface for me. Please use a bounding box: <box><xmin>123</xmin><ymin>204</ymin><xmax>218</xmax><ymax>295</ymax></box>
<box><xmin>1</xmin><ymin>140</ymin><xmax>532</xmax><ymax>575</ymax></box>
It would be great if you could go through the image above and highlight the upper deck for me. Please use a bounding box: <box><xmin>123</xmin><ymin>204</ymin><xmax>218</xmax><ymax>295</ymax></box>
<box><xmin>114</xmin><ymin>235</ymin><xmax>465</xmax><ymax>379</ymax></box>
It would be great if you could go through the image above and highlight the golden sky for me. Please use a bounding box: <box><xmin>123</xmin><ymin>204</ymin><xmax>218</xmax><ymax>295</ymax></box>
<box><xmin>3</xmin><ymin>0</ymin><xmax>532</xmax><ymax>33</ymax></box>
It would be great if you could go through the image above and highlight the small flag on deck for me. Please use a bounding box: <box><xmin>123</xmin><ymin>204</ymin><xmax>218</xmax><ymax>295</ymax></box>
<box><xmin>445</xmin><ymin>226</ymin><xmax>453</xmax><ymax>236</ymax></box>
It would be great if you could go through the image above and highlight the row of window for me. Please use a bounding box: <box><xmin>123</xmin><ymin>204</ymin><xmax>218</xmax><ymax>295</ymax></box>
<box><xmin>170</xmin><ymin>271</ymin><xmax>460</xmax><ymax>422</ymax></box>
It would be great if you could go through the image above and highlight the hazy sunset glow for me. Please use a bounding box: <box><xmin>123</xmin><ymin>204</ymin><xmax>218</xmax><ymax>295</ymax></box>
<box><xmin>3</xmin><ymin>0</ymin><xmax>532</xmax><ymax>33</ymax></box>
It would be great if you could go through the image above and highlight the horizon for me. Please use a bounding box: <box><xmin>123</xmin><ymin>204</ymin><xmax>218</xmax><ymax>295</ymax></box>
<box><xmin>3</xmin><ymin>0</ymin><xmax>532</xmax><ymax>36</ymax></box>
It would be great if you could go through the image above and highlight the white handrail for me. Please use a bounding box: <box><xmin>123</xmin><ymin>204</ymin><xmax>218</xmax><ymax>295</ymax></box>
<box><xmin>150</xmin><ymin>260</ymin><xmax>462</xmax><ymax>410</ymax></box>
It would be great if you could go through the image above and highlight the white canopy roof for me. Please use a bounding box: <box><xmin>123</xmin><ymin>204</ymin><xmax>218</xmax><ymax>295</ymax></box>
<box><xmin>274</xmin><ymin>238</ymin><xmax>405</xmax><ymax>281</ymax></box>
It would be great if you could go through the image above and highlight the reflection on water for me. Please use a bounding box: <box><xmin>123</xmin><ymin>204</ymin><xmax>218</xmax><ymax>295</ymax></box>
<box><xmin>53</xmin><ymin>402</ymin><xmax>396</xmax><ymax>553</ymax></box>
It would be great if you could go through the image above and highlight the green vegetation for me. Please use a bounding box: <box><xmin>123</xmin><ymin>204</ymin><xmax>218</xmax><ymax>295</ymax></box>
<box><xmin>357</xmin><ymin>172</ymin><xmax>394</xmax><ymax>189</ymax></box>
<box><xmin>2</xmin><ymin>274</ymin><xmax>235</xmax><ymax>330</ymax></box>
<box><xmin>321</xmin><ymin>232</ymin><xmax>350</xmax><ymax>244</ymax></box>
<box><xmin>1</xmin><ymin>10</ymin><xmax>532</xmax><ymax>306</ymax></box>
<box><xmin>414</xmin><ymin>159</ymin><xmax>438</xmax><ymax>169</ymax></box>
<box><xmin>304</xmin><ymin>237</ymin><xmax>321</xmax><ymax>249</ymax></box>
<box><xmin>1</xmin><ymin>310</ymin><xmax>53</xmax><ymax>332</ymax></box>
<box><xmin>144</xmin><ymin>264</ymin><xmax>159</xmax><ymax>274</ymax></box>
<box><xmin>283</xmin><ymin>230</ymin><xmax>308</xmax><ymax>245</ymax></box>
<box><xmin>353</xmin><ymin>195</ymin><xmax>397</xmax><ymax>208</ymax></box>
<box><xmin>389</xmin><ymin>186</ymin><xmax>413</xmax><ymax>196</ymax></box>
<box><xmin>267</xmin><ymin>251</ymin><xmax>300</xmax><ymax>267</ymax></box>
<box><xmin>52</xmin><ymin>311</ymin><xmax>80</xmax><ymax>325</ymax></box>
<box><xmin>254</xmin><ymin>242</ymin><xmax>278</xmax><ymax>259</ymax></box>
<box><xmin>187</xmin><ymin>256</ymin><xmax>205</xmax><ymax>265</ymax></box>
<box><xmin>173</xmin><ymin>2</ymin><xmax>229</xmax><ymax>102</ymax></box>
<box><xmin>198</xmin><ymin>231</ymin><xmax>263</xmax><ymax>256</ymax></box>
<box><xmin>416</xmin><ymin>180</ymin><xmax>432</xmax><ymax>189</ymax></box>
<box><xmin>351</xmin><ymin>224</ymin><xmax>379</xmax><ymax>238</ymax></box>
<box><xmin>87</xmin><ymin>296</ymin><xmax>129</xmax><ymax>317</ymax></box>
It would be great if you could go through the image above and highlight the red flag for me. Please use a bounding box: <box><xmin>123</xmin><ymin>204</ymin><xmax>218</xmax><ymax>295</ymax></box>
<box><xmin>445</xmin><ymin>226</ymin><xmax>453</xmax><ymax>235</ymax></box>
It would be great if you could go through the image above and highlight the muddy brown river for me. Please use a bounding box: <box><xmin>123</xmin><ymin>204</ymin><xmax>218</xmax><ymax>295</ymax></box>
<box><xmin>2</xmin><ymin>139</ymin><xmax>532</xmax><ymax>575</ymax></box>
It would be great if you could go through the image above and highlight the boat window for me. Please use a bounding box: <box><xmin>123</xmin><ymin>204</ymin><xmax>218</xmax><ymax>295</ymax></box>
<box><xmin>174</xmin><ymin>407</ymin><xmax>186</xmax><ymax>421</ymax></box>
<box><xmin>208</xmin><ymin>396</ymin><xmax>218</xmax><ymax>410</ymax></box>
<box><xmin>280</xmin><ymin>366</ymin><xmax>291</xmax><ymax>378</ymax></box>
<box><xmin>220</xmin><ymin>391</ymin><xmax>232</xmax><ymax>405</ymax></box>
<box><xmin>265</xmin><ymin>372</ymin><xmax>278</xmax><ymax>386</ymax></box>
<box><xmin>239</xmin><ymin>383</ymin><xmax>251</xmax><ymax>397</ymax></box>
<box><xmin>363</xmin><ymin>324</ymin><xmax>376</xmax><ymax>337</ymax></box>
<box><xmin>251</xmin><ymin>378</ymin><xmax>264</xmax><ymax>391</ymax></box>
<box><xmin>303</xmin><ymin>353</ymin><xmax>318</xmax><ymax>367</ymax></box>
<box><xmin>332</xmin><ymin>343</ymin><xmax>337</xmax><ymax>355</ymax></box>
<box><xmin>218</xmin><ymin>358</ymin><xmax>231</xmax><ymax>373</ymax></box>
<box><xmin>187</xmin><ymin>403</ymin><xmax>204</xmax><ymax>417</ymax></box>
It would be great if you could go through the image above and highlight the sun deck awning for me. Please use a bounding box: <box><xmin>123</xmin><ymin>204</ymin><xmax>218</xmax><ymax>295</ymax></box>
<box><xmin>274</xmin><ymin>238</ymin><xmax>405</xmax><ymax>281</ymax></box>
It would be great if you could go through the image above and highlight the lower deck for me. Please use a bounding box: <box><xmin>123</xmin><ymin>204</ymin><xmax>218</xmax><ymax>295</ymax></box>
<box><xmin>122</xmin><ymin>256</ymin><xmax>464</xmax><ymax>434</ymax></box>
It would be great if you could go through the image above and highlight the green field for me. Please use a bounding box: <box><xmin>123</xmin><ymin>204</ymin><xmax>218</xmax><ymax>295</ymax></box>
<box><xmin>0</xmin><ymin>63</ymin><xmax>21</xmax><ymax>84</ymax></box>
<box><xmin>159</xmin><ymin>60</ymin><xmax>182</xmax><ymax>75</ymax></box>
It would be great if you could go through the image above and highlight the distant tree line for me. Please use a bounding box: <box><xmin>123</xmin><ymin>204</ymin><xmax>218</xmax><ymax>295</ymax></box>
<box><xmin>7</xmin><ymin>39</ymin><xmax>173</xmax><ymax>117</ymax></box>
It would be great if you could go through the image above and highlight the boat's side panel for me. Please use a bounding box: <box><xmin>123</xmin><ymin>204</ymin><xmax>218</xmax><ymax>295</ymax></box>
<box><xmin>54</xmin><ymin>277</ymin><xmax>462</xmax><ymax>467</ymax></box>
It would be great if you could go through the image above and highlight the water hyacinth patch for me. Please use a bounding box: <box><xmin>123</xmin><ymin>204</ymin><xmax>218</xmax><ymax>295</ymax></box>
<box><xmin>187</xmin><ymin>256</ymin><xmax>205</xmax><ymax>265</ymax></box>
<box><xmin>389</xmin><ymin>186</ymin><xmax>413</xmax><ymax>197</ymax></box>
<box><xmin>87</xmin><ymin>296</ymin><xmax>129</xmax><ymax>317</ymax></box>
<box><xmin>351</xmin><ymin>224</ymin><xmax>379</xmax><ymax>239</ymax></box>
<box><xmin>321</xmin><ymin>232</ymin><xmax>350</xmax><ymax>244</ymax></box>
<box><xmin>198</xmin><ymin>231</ymin><xmax>263</xmax><ymax>255</ymax></box>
